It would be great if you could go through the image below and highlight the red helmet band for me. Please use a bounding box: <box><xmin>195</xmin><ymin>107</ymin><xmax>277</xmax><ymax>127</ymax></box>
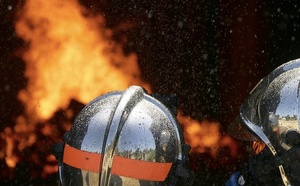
<box><xmin>63</xmin><ymin>144</ymin><xmax>173</xmax><ymax>181</ymax></box>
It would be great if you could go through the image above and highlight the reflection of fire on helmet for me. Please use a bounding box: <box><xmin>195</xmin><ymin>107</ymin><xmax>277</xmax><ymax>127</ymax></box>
<box><xmin>52</xmin><ymin>85</ymin><xmax>194</xmax><ymax>185</ymax></box>
<box><xmin>228</xmin><ymin>59</ymin><xmax>300</xmax><ymax>186</ymax></box>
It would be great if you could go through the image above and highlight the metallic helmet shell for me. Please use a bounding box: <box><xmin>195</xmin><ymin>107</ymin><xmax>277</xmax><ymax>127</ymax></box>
<box><xmin>229</xmin><ymin>59</ymin><xmax>300</xmax><ymax>152</ymax></box>
<box><xmin>228</xmin><ymin>59</ymin><xmax>300</xmax><ymax>185</ymax></box>
<box><xmin>59</xmin><ymin>86</ymin><xmax>185</xmax><ymax>185</ymax></box>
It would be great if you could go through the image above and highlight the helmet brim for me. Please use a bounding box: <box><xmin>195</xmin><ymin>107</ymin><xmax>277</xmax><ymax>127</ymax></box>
<box><xmin>227</xmin><ymin>116</ymin><xmax>259</xmax><ymax>141</ymax></box>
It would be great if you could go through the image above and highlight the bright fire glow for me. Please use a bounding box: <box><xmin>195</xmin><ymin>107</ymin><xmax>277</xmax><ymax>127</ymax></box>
<box><xmin>179</xmin><ymin>113</ymin><xmax>238</xmax><ymax>157</ymax></box>
<box><xmin>0</xmin><ymin>0</ymin><xmax>237</xmax><ymax>178</ymax></box>
<box><xmin>15</xmin><ymin>0</ymin><xmax>150</xmax><ymax>121</ymax></box>
<box><xmin>6</xmin><ymin>0</ymin><xmax>150</xmax><ymax>172</ymax></box>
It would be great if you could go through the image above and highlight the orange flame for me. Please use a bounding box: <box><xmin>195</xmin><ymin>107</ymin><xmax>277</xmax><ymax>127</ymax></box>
<box><xmin>1</xmin><ymin>0</ymin><xmax>238</xmax><ymax>178</ymax></box>
<box><xmin>3</xmin><ymin>127</ymin><xmax>19</xmax><ymax>168</ymax></box>
<box><xmin>179</xmin><ymin>113</ymin><xmax>238</xmax><ymax>158</ymax></box>
<box><xmin>5</xmin><ymin>0</ymin><xmax>150</xmax><ymax>174</ymax></box>
<box><xmin>15</xmin><ymin>0</ymin><xmax>150</xmax><ymax>122</ymax></box>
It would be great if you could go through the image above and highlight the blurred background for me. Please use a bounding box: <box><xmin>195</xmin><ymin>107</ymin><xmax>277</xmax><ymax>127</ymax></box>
<box><xmin>1</xmin><ymin>0</ymin><xmax>300</xmax><ymax>185</ymax></box>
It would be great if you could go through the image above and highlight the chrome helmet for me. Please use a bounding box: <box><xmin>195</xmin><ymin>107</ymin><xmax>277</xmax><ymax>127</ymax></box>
<box><xmin>52</xmin><ymin>85</ymin><xmax>193</xmax><ymax>186</ymax></box>
<box><xmin>228</xmin><ymin>59</ymin><xmax>300</xmax><ymax>185</ymax></box>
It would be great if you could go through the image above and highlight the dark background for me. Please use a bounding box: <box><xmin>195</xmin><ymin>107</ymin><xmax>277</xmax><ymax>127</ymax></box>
<box><xmin>1</xmin><ymin>0</ymin><xmax>300</xmax><ymax>185</ymax></box>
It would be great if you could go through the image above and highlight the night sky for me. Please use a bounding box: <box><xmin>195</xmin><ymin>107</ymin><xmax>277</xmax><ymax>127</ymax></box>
<box><xmin>1</xmin><ymin>0</ymin><xmax>300</xmax><ymax>185</ymax></box>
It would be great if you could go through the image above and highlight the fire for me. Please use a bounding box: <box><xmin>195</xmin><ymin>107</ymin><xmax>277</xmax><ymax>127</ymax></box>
<box><xmin>5</xmin><ymin>0</ymin><xmax>149</xmax><ymax>174</ymax></box>
<box><xmin>3</xmin><ymin>127</ymin><xmax>19</xmax><ymax>168</ymax></box>
<box><xmin>0</xmin><ymin>0</ymin><xmax>238</xmax><ymax>179</ymax></box>
<box><xmin>179</xmin><ymin>113</ymin><xmax>238</xmax><ymax>158</ymax></box>
<box><xmin>15</xmin><ymin>0</ymin><xmax>150</xmax><ymax>121</ymax></box>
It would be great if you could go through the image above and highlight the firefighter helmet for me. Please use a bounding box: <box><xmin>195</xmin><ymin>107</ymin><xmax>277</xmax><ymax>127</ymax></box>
<box><xmin>53</xmin><ymin>85</ymin><xmax>193</xmax><ymax>185</ymax></box>
<box><xmin>228</xmin><ymin>59</ymin><xmax>300</xmax><ymax>185</ymax></box>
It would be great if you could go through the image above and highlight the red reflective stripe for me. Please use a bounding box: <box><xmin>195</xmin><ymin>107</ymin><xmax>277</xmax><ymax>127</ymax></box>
<box><xmin>63</xmin><ymin>144</ymin><xmax>173</xmax><ymax>181</ymax></box>
<box><xmin>63</xmin><ymin>144</ymin><xmax>102</xmax><ymax>172</ymax></box>
<box><xmin>111</xmin><ymin>156</ymin><xmax>173</xmax><ymax>181</ymax></box>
